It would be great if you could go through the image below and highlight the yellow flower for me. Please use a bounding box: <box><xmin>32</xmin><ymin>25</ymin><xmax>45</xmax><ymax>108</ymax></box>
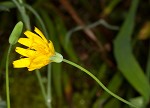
<box><xmin>13</xmin><ymin>27</ymin><xmax>55</xmax><ymax>71</ymax></box>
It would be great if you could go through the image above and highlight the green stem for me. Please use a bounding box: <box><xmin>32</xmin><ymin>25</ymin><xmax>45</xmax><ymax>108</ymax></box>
<box><xmin>63</xmin><ymin>59</ymin><xmax>138</xmax><ymax>108</ymax></box>
<box><xmin>35</xmin><ymin>70</ymin><xmax>47</xmax><ymax>104</ymax></box>
<box><xmin>6</xmin><ymin>45</ymin><xmax>12</xmax><ymax>108</ymax></box>
<box><xmin>12</xmin><ymin>0</ymin><xmax>31</xmax><ymax>30</ymax></box>
<box><xmin>47</xmin><ymin>64</ymin><xmax>52</xmax><ymax>108</ymax></box>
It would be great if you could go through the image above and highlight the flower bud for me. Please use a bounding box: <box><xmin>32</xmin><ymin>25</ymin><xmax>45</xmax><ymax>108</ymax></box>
<box><xmin>9</xmin><ymin>21</ymin><xmax>23</xmax><ymax>45</ymax></box>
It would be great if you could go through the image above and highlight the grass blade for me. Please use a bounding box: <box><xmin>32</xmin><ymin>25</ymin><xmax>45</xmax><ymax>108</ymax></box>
<box><xmin>114</xmin><ymin>0</ymin><xmax>150</xmax><ymax>102</ymax></box>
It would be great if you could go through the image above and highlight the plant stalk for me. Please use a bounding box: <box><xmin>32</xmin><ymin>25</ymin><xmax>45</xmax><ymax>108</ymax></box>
<box><xmin>63</xmin><ymin>59</ymin><xmax>137</xmax><ymax>108</ymax></box>
<box><xmin>6</xmin><ymin>45</ymin><xmax>12</xmax><ymax>108</ymax></box>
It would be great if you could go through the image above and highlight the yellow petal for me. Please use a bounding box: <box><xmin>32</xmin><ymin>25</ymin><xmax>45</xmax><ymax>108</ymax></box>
<box><xmin>32</xmin><ymin>55</ymin><xmax>49</xmax><ymax>63</ymax></box>
<box><xmin>13</xmin><ymin>58</ymin><xmax>30</xmax><ymax>68</ymax></box>
<box><xmin>34</xmin><ymin>27</ymin><xmax>48</xmax><ymax>43</ymax></box>
<box><xmin>28</xmin><ymin>56</ymin><xmax>50</xmax><ymax>71</ymax></box>
<box><xmin>24</xmin><ymin>31</ymin><xmax>46</xmax><ymax>45</ymax></box>
<box><xmin>28</xmin><ymin>62</ymin><xmax>47</xmax><ymax>71</ymax></box>
<box><xmin>24</xmin><ymin>30</ymin><xmax>32</xmax><ymax>38</ymax></box>
<box><xmin>48</xmin><ymin>41</ymin><xmax>55</xmax><ymax>55</ymax></box>
<box><xmin>24</xmin><ymin>31</ymin><xmax>45</xmax><ymax>43</ymax></box>
<box><xmin>15</xmin><ymin>47</ymin><xmax>36</xmax><ymax>57</ymax></box>
<box><xmin>18</xmin><ymin>38</ymin><xmax>32</xmax><ymax>47</ymax></box>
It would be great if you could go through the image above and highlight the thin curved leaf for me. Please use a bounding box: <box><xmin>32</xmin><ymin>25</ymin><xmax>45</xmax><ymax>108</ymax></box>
<box><xmin>114</xmin><ymin>0</ymin><xmax>150</xmax><ymax>101</ymax></box>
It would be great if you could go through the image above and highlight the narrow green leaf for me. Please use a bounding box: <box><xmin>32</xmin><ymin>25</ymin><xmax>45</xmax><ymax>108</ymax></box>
<box><xmin>0</xmin><ymin>1</ymin><xmax>15</xmax><ymax>11</ymax></box>
<box><xmin>130</xmin><ymin>96</ymin><xmax>144</xmax><ymax>108</ymax></box>
<box><xmin>52</xmin><ymin>63</ymin><xmax>62</xmax><ymax>99</ymax></box>
<box><xmin>102</xmin><ymin>0</ymin><xmax>121</xmax><ymax>16</ymax></box>
<box><xmin>104</xmin><ymin>98</ymin><xmax>121</xmax><ymax>108</ymax></box>
<box><xmin>114</xmin><ymin>0</ymin><xmax>150</xmax><ymax>101</ymax></box>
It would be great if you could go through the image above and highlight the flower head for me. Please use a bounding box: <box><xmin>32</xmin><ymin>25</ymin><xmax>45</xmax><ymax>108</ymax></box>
<box><xmin>13</xmin><ymin>27</ymin><xmax>55</xmax><ymax>71</ymax></box>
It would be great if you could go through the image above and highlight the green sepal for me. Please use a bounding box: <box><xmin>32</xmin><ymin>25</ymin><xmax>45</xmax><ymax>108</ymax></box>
<box><xmin>50</xmin><ymin>52</ymin><xmax>63</xmax><ymax>63</ymax></box>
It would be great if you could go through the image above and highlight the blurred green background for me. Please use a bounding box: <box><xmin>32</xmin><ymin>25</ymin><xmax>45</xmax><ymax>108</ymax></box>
<box><xmin>0</xmin><ymin>0</ymin><xmax>150</xmax><ymax>108</ymax></box>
